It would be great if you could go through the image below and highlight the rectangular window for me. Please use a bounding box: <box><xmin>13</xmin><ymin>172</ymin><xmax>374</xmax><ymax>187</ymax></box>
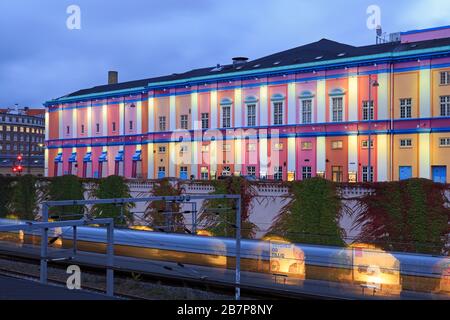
<box><xmin>400</xmin><ymin>139</ymin><xmax>412</xmax><ymax>148</ymax></box>
<box><xmin>201</xmin><ymin>113</ymin><xmax>209</xmax><ymax>129</ymax></box>
<box><xmin>332</xmin><ymin>97</ymin><xmax>343</xmax><ymax>122</ymax></box>
<box><xmin>301</xmin><ymin>141</ymin><xmax>312</xmax><ymax>150</ymax></box>
<box><xmin>66</xmin><ymin>126</ymin><xmax>70</xmax><ymax>135</ymax></box>
<box><xmin>302</xmin><ymin>166</ymin><xmax>312</xmax><ymax>180</ymax></box>
<box><xmin>180</xmin><ymin>115</ymin><xmax>188</xmax><ymax>129</ymax></box>
<box><xmin>274</xmin><ymin>166</ymin><xmax>283</xmax><ymax>180</ymax></box>
<box><xmin>201</xmin><ymin>145</ymin><xmax>209</xmax><ymax>153</ymax></box>
<box><xmin>362</xmin><ymin>100</ymin><xmax>374</xmax><ymax>120</ymax></box>
<box><xmin>96</xmin><ymin>123</ymin><xmax>100</xmax><ymax>133</ymax></box>
<box><xmin>301</xmin><ymin>99</ymin><xmax>312</xmax><ymax>124</ymax></box>
<box><xmin>440</xmin><ymin>96</ymin><xmax>450</xmax><ymax>116</ymax></box>
<box><xmin>439</xmin><ymin>137</ymin><xmax>450</xmax><ymax>147</ymax></box>
<box><xmin>222</xmin><ymin>166</ymin><xmax>231</xmax><ymax>176</ymax></box>
<box><xmin>129</xmin><ymin>120</ymin><xmax>133</xmax><ymax>130</ymax></box>
<box><xmin>159</xmin><ymin>116</ymin><xmax>166</xmax><ymax>131</ymax></box>
<box><xmin>222</xmin><ymin>144</ymin><xmax>231</xmax><ymax>152</ymax></box>
<box><xmin>361</xmin><ymin>140</ymin><xmax>374</xmax><ymax>149</ymax></box>
<box><xmin>273</xmin><ymin>102</ymin><xmax>283</xmax><ymax>125</ymax></box>
<box><xmin>247</xmin><ymin>104</ymin><xmax>256</xmax><ymax>126</ymax></box>
<box><xmin>332</xmin><ymin>166</ymin><xmax>343</xmax><ymax>182</ymax></box>
<box><xmin>331</xmin><ymin>140</ymin><xmax>343</xmax><ymax>149</ymax></box>
<box><xmin>247</xmin><ymin>166</ymin><xmax>256</xmax><ymax>177</ymax></box>
<box><xmin>200</xmin><ymin>167</ymin><xmax>209</xmax><ymax>180</ymax></box>
<box><xmin>112</xmin><ymin>122</ymin><xmax>116</xmax><ymax>132</ymax></box>
<box><xmin>400</xmin><ymin>98</ymin><xmax>412</xmax><ymax>119</ymax></box>
<box><xmin>274</xmin><ymin>143</ymin><xmax>284</xmax><ymax>151</ymax></box>
<box><xmin>362</xmin><ymin>166</ymin><xmax>374</xmax><ymax>182</ymax></box>
<box><xmin>158</xmin><ymin>146</ymin><xmax>166</xmax><ymax>153</ymax></box>
<box><xmin>440</xmin><ymin>71</ymin><xmax>450</xmax><ymax>85</ymax></box>
<box><xmin>81</xmin><ymin>124</ymin><xmax>85</xmax><ymax>134</ymax></box>
<box><xmin>222</xmin><ymin>106</ymin><xmax>231</xmax><ymax>128</ymax></box>
<box><xmin>247</xmin><ymin>143</ymin><xmax>256</xmax><ymax>152</ymax></box>
<box><xmin>180</xmin><ymin>145</ymin><xmax>188</xmax><ymax>153</ymax></box>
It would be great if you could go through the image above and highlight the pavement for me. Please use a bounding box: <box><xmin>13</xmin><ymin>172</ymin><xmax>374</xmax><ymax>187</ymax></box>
<box><xmin>0</xmin><ymin>274</ymin><xmax>115</xmax><ymax>300</ymax></box>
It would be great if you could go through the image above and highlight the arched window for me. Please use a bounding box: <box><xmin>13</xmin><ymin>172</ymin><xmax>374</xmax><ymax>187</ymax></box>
<box><xmin>245</xmin><ymin>96</ymin><xmax>259</xmax><ymax>127</ymax></box>
<box><xmin>220</xmin><ymin>98</ymin><xmax>232</xmax><ymax>128</ymax></box>
<box><xmin>299</xmin><ymin>91</ymin><xmax>315</xmax><ymax>124</ymax></box>
<box><xmin>329</xmin><ymin>88</ymin><xmax>346</xmax><ymax>122</ymax></box>
<box><xmin>271</xmin><ymin>94</ymin><xmax>285</xmax><ymax>125</ymax></box>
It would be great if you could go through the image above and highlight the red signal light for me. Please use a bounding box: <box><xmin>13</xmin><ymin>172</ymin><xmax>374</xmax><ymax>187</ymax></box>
<box><xmin>17</xmin><ymin>165</ymin><xmax>23</xmax><ymax>171</ymax></box>
<box><xmin>12</xmin><ymin>167</ymin><xmax>17</xmax><ymax>173</ymax></box>
<box><xmin>17</xmin><ymin>155</ymin><xmax>23</xmax><ymax>161</ymax></box>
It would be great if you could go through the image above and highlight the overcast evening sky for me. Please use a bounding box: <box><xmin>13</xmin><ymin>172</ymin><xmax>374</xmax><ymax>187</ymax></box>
<box><xmin>0</xmin><ymin>0</ymin><xmax>449</xmax><ymax>107</ymax></box>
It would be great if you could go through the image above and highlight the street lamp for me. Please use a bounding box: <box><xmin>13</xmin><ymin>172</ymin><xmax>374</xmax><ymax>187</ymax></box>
<box><xmin>367</xmin><ymin>74</ymin><xmax>379</xmax><ymax>182</ymax></box>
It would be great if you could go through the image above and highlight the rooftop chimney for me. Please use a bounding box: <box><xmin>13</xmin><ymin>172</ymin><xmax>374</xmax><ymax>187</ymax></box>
<box><xmin>232</xmin><ymin>57</ymin><xmax>249</xmax><ymax>66</ymax></box>
<box><xmin>108</xmin><ymin>71</ymin><xmax>118</xmax><ymax>85</ymax></box>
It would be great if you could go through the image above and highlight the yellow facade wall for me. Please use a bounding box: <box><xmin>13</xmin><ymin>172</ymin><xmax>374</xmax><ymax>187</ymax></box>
<box><xmin>393</xmin><ymin>72</ymin><xmax>419</xmax><ymax>119</ymax></box>
<box><xmin>392</xmin><ymin>134</ymin><xmax>418</xmax><ymax>180</ymax></box>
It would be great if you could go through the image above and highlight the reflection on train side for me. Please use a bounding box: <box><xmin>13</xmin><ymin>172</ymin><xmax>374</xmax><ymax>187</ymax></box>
<box><xmin>0</xmin><ymin>218</ymin><xmax>448</xmax><ymax>297</ymax></box>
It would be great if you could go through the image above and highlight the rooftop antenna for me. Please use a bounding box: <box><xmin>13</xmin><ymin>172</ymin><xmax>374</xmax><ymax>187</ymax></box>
<box><xmin>376</xmin><ymin>25</ymin><xmax>387</xmax><ymax>44</ymax></box>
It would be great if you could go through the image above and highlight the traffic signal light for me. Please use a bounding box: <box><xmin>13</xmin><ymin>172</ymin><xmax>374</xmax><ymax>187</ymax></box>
<box><xmin>17</xmin><ymin>154</ymin><xmax>23</xmax><ymax>162</ymax></box>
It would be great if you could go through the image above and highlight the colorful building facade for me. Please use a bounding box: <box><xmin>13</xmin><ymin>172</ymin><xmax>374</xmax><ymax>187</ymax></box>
<box><xmin>45</xmin><ymin>26</ymin><xmax>450</xmax><ymax>183</ymax></box>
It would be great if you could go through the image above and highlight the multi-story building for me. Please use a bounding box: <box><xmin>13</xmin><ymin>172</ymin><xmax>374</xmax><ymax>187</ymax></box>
<box><xmin>45</xmin><ymin>25</ymin><xmax>450</xmax><ymax>183</ymax></box>
<box><xmin>0</xmin><ymin>107</ymin><xmax>45</xmax><ymax>176</ymax></box>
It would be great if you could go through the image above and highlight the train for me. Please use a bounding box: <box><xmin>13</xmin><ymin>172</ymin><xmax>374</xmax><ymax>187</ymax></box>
<box><xmin>0</xmin><ymin>218</ymin><xmax>448</xmax><ymax>297</ymax></box>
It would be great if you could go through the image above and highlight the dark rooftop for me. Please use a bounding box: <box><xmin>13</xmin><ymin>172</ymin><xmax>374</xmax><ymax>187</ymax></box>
<box><xmin>62</xmin><ymin>36</ymin><xmax>450</xmax><ymax>100</ymax></box>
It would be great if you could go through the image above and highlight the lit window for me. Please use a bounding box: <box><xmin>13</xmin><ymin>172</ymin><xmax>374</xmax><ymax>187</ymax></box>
<box><xmin>274</xmin><ymin>143</ymin><xmax>284</xmax><ymax>151</ymax></box>
<box><xmin>331</xmin><ymin>140</ymin><xmax>343</xmax><ymax>149</ymax></box>
<box><xmin>301</xmin><ymin>141</ymin><xmax>312</xmax><ymax>150</ymax></box>
<box><xmin>400</xmin><ymin>139</ymin><xmax>412</xmax><ymax>148</ymax></box>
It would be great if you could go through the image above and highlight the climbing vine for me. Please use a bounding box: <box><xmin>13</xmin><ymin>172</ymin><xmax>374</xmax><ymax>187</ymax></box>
<box><xmin>267</xmin><ymin>177</ymin><xmax>346</xmax><ymax>247</ymax></box>
<box><xmin>354</xmin><ymin>178</ymin><xmax>450</xmax><ymax>255</ymax></box>
<box><xmin>91</xmin><ymin>175</ymin><xmax>135</xmax><ymax>225</ymax></box>
<box><xmin>198</xmin><ymin>177</ymin><xmax>258</xmax><ymax>239</ymax></box>
<box><xmin>144</xmin><ymin>179</ymin><xmax>185</xmax><ymax>233</ymax></box>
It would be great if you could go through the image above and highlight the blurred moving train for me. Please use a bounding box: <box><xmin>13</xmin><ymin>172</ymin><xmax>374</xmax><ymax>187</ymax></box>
<box><xmin>0</xmin><ymin>218</ymin><xmax>448</xmax><ymax>296</ymax></box>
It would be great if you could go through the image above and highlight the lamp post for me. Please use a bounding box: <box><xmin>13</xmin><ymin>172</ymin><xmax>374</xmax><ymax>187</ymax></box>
<box><xmin>367</xmin><ymin>74</ymin><xmax>379</xmax><ymax>182</ymax></box>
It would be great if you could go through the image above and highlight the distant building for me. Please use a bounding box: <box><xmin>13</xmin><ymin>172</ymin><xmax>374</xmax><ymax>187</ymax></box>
<box><xmin>0</xmin><ymin>106</ymin><xmax>45</xmax><ymax>176</ymax></box>
<box><xmin>45</xmin><ymin>25</ymin><xmax>450</xmax><ymax>183</ymax></box>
